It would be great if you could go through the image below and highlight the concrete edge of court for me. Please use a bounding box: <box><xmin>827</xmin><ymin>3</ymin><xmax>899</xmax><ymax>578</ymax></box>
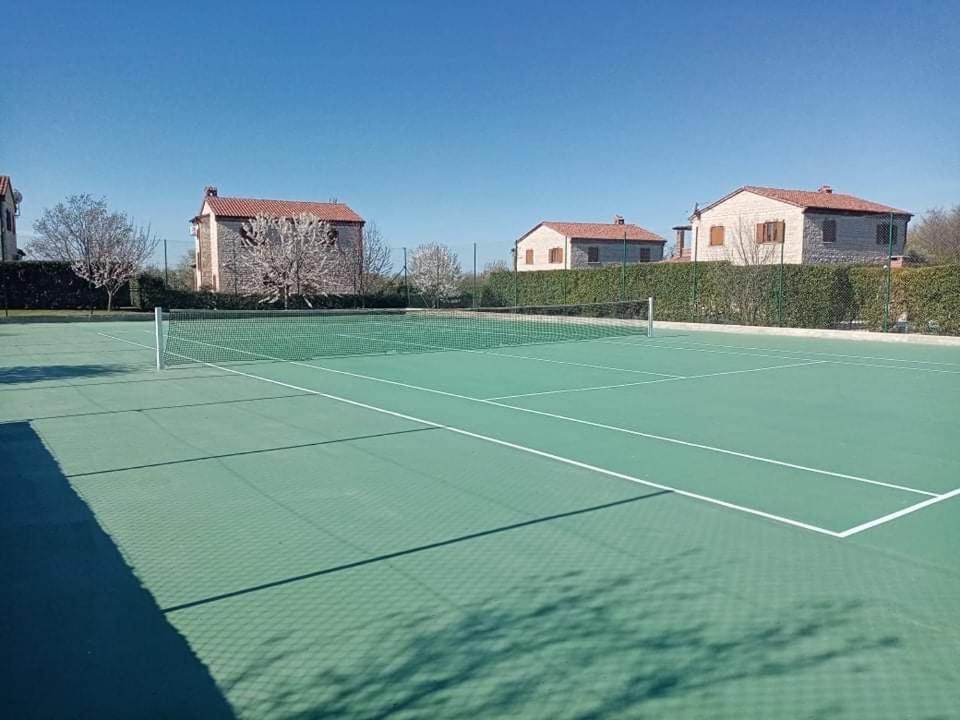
<box><xmin>654</xmin><ymin>321</ymin><xmax>960</xmax><ymax>347</ymax></box>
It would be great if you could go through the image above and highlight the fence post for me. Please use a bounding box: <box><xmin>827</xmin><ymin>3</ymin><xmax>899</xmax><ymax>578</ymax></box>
<box><xmin>778</xmin><ymin>237</ymin><xmax>785</xmax><ymax>326</ymax></box>
<box><xmin>473</xmin><ymin>242</ymin><xmax>478</xmax><ymax>308</ymax></box>
<box><xmin>882</xmin><ymin>211</ymin><xmax>895</xmax><ymax>331</ymax></box>
<box><xmin>691</xmin><ymin>226</ymin><xmax>699</xmax><ymax>320</ymax></box>
<box><xmin>513</xmin><ymin>240</ymin><xmax>519</xmax><ymax>307</ymax></box>
<box><xmin>403</xmin><ymin>247</ymin><xmax>410</xmax><ymax>307</ymax></box>
<box><xmin>621</xmin><ymin>231</ymin><xmax>627</xmax><ymax>301</ymax></box>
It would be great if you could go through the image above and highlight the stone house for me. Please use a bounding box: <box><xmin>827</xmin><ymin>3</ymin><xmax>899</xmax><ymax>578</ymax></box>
<box><xmin>0</xmin><ymin>175</ymin><xmax>22</xmax><ymax>262</ymax></box>
<box><xmin>688</xmin><ymin>186</ymin><xmax>912</xmax><ymax>265</ymax></box>
<box><xmin>189</xmin><ymin>186</ymin><xmax>365</xmax><ymax>292</ymax></box>
<box><xmin>515</xmin><ymin>217</ymin><xmax>666</xmax><ymax>271</ymax></box>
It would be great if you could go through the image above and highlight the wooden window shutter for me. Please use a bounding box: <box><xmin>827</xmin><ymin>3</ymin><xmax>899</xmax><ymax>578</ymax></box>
<box><xmin>709</xmin><ymin>225</ymin><xmax>724</xmax><ymax>246</ymax></box>
<box><xmin>756</xmin><ymin>223</ymin><xmax>765</xmax><ymax>243</ymax></box>
<box><xmin>775</xmin><ymin>220</ymin><xmax>785</xmax><ymax>243</ymax></box>
<box><xmin>525</xmin><ymin>248</ymin><xmax>534</xmax><ymax>264</ymax></box>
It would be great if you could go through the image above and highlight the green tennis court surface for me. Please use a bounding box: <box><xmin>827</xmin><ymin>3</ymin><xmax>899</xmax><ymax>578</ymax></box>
<box><xmin>2</xmin><ymin>312</ymin><xmax>959</xmax><ymax>718</ymax></box>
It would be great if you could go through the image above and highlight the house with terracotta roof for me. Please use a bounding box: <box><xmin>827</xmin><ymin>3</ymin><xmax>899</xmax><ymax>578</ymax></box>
<box><xmin>189</xmin><ymin>186</ymin><xmax>365</xmax><ymax>291</ymax></box>
<box><xmin>0</xmin><ymin>175</ymin><xmax>23</xmax><ymax>262</ymax></box>
<box><xmin>516</xmin><ymin>216</ymin><xmax>666</xmax><ymax>272</ymax></box>
<box><xmin>689</xmin><ymin>185</ymin><xmax>912</xmax><ymax>265</ymax></box>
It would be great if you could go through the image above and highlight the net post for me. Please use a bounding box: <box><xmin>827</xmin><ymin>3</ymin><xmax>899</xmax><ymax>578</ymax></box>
<box><xmin>154</xmin><ymin>306</ymin><xmax>165</xmax><ymax>370</ymax></box>
<box><xmin>647</xmin><ymin>296</ymin><xmax>654</xmax><ymax>337</ymax></box>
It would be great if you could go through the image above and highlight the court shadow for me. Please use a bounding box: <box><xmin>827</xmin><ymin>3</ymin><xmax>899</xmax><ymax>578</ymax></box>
<box><xmin>229</xmin><ymin>549</ymin><xmax>905</xmax><ymax>719</ymax></box>
<box><xmin>0</xmin><ymin>364</ymin><xmax>123</xmax><ymax>385</ymax></box>
<box><xmin>0</xmin><ymin>422</ymin><xmax>235</xmax><ymax>719</ymax></box>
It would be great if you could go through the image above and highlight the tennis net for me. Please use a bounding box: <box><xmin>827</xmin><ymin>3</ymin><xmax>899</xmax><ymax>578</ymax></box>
<box><xmin>159</xmin><ymin>299</ymin><xmax>653</xmax><ymax>367</ymax></box>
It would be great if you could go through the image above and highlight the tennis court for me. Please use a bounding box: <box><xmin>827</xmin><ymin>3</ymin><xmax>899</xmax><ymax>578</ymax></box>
<box><xmin>3</xmin><ymin>305</ymin><xmax>959</xmax><ymax>718</ymax></box>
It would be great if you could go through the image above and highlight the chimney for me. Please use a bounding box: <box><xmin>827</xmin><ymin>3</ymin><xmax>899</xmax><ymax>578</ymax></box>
<box><xmin>204</xmin><ymin>186</ymin><xmax>218</xmax><ymax>197</ymax></box>
<box><xmin>614</xmin><ymin>214</ymin><xmax>625</xmax><ymax>225</ymax></box>
<box><xmin>672</xmin><ymin>225</ymin><xmax>691</xmax><ymax>257</ymax></box>
<box><xmin>818</xmin><ymin>185</ymin><xmax>833</xmax><ymax>194</ymax></box>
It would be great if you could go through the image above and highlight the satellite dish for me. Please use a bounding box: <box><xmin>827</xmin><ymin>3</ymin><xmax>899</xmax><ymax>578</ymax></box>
<box><xmin>13</xmin><ymin>189</ymin><xmax>22</xmax><ymax>205</ymax></box>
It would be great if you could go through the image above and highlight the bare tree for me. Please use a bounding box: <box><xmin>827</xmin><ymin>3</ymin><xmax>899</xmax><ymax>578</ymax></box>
<box><xmin>409</xmin><ymin>243</ymin><xmax>462</xmax><ymax>308</ymax></box>
<box><xmin>711</xmin><ymin>216</ymin><xmax>781</xmax><ymax>325</ymax></box>
<box><xmin>230</xmin><ymin>213</ymin><xmax>348</xmax><ymax>308</ymax></box>
<box><xmin>31</xmin><ymin>194</ymin><xmax>159</xmax><ymax>311</ymax></box>
<box><xmin>724</xmin><ymin>216</ymin><xmax>782</xmax><ymax>266</ymax></box>
<box><xmin>352</xmin><ymin>222</ymin><xmax>393</xmax><ymax>293</ymax></box>
<box><xmin>907</xmin><ymin>205</ymin><xmax>960</xmax><ymax>264</ymax></box>
<box><xmin>482</xmin><ymin>259</ymin><xmax>511</xmax><ymax>274</ymax></box>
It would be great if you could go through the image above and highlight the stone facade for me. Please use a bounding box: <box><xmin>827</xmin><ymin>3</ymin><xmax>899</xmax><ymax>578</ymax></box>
<box><xmin>569</xmin><ymin>239</ymin><xmax>664</xmax><ymax>267</ymax></box>
<box><xmin>0</xmin><ymin>178</ymin><xmax>19</xmax><ymax>262</ymax></box>
<box><xmin>193</xmin><ymin>200</ymin><xmax>363</xmax><ymax>293</ymax></box>
<box><xmin>195</xmin><ymin>217</ymin><xmax>213</xmax><ymax>289</ymax></box>
<box><xmin>802</xmin><ymin>212</ymin><xmax>908</xmax><ymax>264</ymax></box>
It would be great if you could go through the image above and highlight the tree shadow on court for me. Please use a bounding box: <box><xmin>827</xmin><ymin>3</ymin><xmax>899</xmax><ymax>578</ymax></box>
<box><xmin>0</xmin><ymin>421</ymin><xmax>235</xmax><ymax>719</ymax></box>
<box><xmin>0</xmin><ymin>364</ymin><xmax>124</xmax><ymax>385</ymax></box>
<box><xmin>213</xmin><ymin>535</ymin><xmax>915</xmax><ymax>718</ymax></box>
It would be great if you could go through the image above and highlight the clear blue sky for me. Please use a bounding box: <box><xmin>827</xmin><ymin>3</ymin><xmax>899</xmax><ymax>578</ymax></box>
<box><xmin>6</xmin><ymin>0</ymin><xmax>959</xmax><ymax>270</ymax></box>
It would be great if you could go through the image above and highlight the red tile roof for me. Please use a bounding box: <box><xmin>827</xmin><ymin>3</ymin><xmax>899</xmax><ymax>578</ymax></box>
<box><xmin>531</xmin><ymin>221</ymin><xmax>665</xmax><ymax>242</ymax></box>
<box><xmin>699</xmin><ymin>186</ymin><xmax>911</xmax><ymax>216</ymax></box>
<box><xmin>203</xmin><ymin>195</ymin><xmax>364</xmax><ymax>222</ymax></box>
<box><xmin>0</xmin><ymin>176</ymin><xmax>10</xmax><ymax>197</ymax></box>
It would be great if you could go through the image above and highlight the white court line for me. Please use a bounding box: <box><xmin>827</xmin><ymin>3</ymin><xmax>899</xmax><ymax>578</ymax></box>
<box><xmin>96</xmin><ymin>331</ymin><xmax>845</xmax><ymax>538</ymax></box>
<box><xmin>643</xmin><ymin>337</ymin><xmax>960</xmax><ymax>368</ymax></box>
<box><xmin>838</xmin><ymin>488</ymin><xmax>960</xmax><ymax>537</ymax></box>
<box><xmin>335</xmin><ymin>332</ymin><xmax>682</xmax><ymax>379</ymax></box>
<box><xmin>599</xmin><ymin>338</ymin><xmax>960</xmax><ymax>375</ymax></box>
<box><xmin>486</xmin><ymin>360</ymin><xmax>828</xmax><ymax>401</ymax></box>
<box><xmin>138</xmin><ymin>331</ymin><xmax>938</xmax><ymax>498</ymax></box>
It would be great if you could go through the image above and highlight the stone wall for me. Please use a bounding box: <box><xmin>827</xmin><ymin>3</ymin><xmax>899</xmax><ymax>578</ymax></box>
<box><xmin>569</xmin><ymin>239</ymin><xmax>664</xmax><ymax>267</ymax></box>
<box><xmin>195</xmin><ymin>219</ymin><xmax>213</xmax><ymax>289</ymax></box>
<box><xmin>0</xmin><ymin>184</ymin><xmax>18</xmax><ymax>262</ymax></box>
<box><xmin>802</xmin><ymin>212</ymin><xmax>909</xmax><ymax>264</ymax></box>
<box><xmin>211</xmin><ymin>218</ymin><xmax>363</xmax><ymax>294</ymax></box>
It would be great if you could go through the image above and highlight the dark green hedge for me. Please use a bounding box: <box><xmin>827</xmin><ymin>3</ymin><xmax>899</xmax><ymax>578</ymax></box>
<box><xmin>484</xmin><ymin>263</ymin><xmax>960</xmax><ymax>335</ymax></box>
<box><xmin>130</xmin><ymin>275</ymin><xmax>407</xmax><ymax>311</ymax></box>
<box><xmin>0</xmin><ymin>261</ymin><xmax>131</xmax><ymax>310</ymax></box>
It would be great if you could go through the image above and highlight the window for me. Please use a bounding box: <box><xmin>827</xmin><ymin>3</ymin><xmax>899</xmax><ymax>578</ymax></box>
<box><xmin>876</xmin><ymin>223</ymin><xmax>898</xmax><ymax>245</ymax></box>
<box><xmin>709</xmin><ymin>225</ymin><xmax>725</xmax><ymax>246</ymax></box>
<box><xmin>548</xmin><ymin>247</ymin><xmax>563</xmax><ymax>264</ymax></box>
<box><xmin>587</xmin><ymin>246</ymin><xmax>600</xmax><ymax>263</ymax></box>
<box><xmin>756</xmin><ymin>220</ymin><xmax>785</xmax><ymax>243</ymax></box>
<box><xmin>4</xmin><ymin>210</ymin><xmax>10</xmax><ymax>232</ymax></box>
<box><xmin>525</xmin><ymin>248</ymin><xmax>534</xmax><ymax>265</ymax></box>
<box><xmin>639</xmin><ymin>247</ymin><xmax>652</xmax><ymax>262</ymax></box>
<box><xmin>822</xmin><ymin>219</ymin><xmax>836</xmax><ymax>243</ymax></box>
